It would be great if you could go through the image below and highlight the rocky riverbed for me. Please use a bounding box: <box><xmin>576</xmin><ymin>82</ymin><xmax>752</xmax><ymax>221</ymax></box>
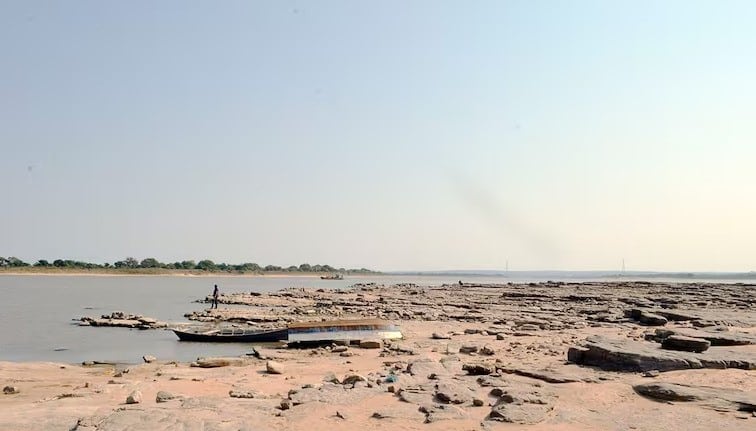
<box><xmin>3</xmin><ymin>281</ymin><xmax>755</xmax><ymax>430</ymax></box>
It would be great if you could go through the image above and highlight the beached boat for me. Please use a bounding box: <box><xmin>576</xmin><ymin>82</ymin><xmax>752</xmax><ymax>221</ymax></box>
<box><xmin>172</xmin><ymin>326</ymin><xmax>288</xmax><ymax>342</ymax></box>
<box><xmin>320</xmin><ymin>273</ymin><xmax>344</xmax><ymax>280</ymax></box>
<box><xmin>287</xmin><ymin>319</ymin><xmax>402</xmax><ymax>344</ymax></box>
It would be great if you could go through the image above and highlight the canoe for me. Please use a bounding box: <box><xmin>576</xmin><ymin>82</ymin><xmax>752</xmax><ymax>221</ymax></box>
<box><xmin>287</xmin><ymin>319</ymin><xmax>402</xmax><ymax>344</ymax></box>
<box><xmin>172</xmin><ymin>326</ymin><xmax>288</xmax><ymax>342</ymax></box>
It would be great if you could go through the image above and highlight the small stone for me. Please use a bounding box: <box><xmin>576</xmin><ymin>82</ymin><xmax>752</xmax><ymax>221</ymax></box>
<box><xmin>266</xmin><ymin>360</ymin><xmax>284</xmax><ymax>374</ymax></box>
<box><xmin>279</xmin><ymin>399</ymin><xmax>291</xmax><ymax>410</ymax></box>
<box><xmin>462</xmin><ymin>363</ymin><xmax>495</xmax><ymax>375</ymax></box>
<box><xmin>432</xmin><ymin>332</ymin><xmax>451</xmax><ymax>340</ymax></box>
<box><xmin>142</xmin><ymin>355</ymin><xmax>157</xmax><ymax>363</ymax></box>
<box><xmin>642</xmin><ymin>370</ymin><xmax>660</xmax><ymax>378</ymax></box>
<box><xmin>3</xmin><ymin>386</ymin><xmax>19</xmax><ymax>395</ymax></box>
<box><xmin>459</xmin><ymin>344</ymin><xmax>479</xmax><ymax>354</ymax></box>
<box><xmin>342</xmin><ymin>374</ymin><xmax>367</xmax><ymax>385</ymax></box>
<box><xmin>126</xmin><ymin>390</ymin><xmax>142</xmax><ymax>404</ymax></box>
<box><xmin>359</xmin><ymin>339</ymin><xmax>382</xmax><ymax>349</ymax></box>
<box><xmin>332</xmin><ymin>346</ymin><xmax>348</xmax><ymax>353</ymax></box>
<box><xmin>480</xmin><ymin>345</ymin><xmax>495</xmax><ymax>356</ymax></box>
<box><xmin>155</xmin><ymin>391</ymin><xmax>177</xmax><ymax>402</ymax></box>
<box><xmin>323</xmin><ymin>372</ymin><xmax>341</xmax><ymax>384</ymax></box>
<box><xmin>336</xmin><ymin>411</ymin><xmax>347</xmax><ymax>420</ymax></box>
<box><xmin>229</xmin><ymin>390</ymin><xmax>256</xmax><ymax>399</ymax></box>
<box><xmin>473</xmin><ymin>398</ymin><xmax>485</xmax><ymax>407</ymax></box>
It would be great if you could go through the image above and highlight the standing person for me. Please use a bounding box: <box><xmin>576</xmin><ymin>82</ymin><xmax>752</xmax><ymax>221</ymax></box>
<box><xmin>212</xmin><ymin>284</ymin><xmax>219</xmax><ymax>309</ymax></box>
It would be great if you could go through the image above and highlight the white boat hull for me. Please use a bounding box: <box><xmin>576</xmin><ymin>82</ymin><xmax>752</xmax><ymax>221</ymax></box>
<box><xmin>288</xmin><ymin>329</ymin><xmax>403</xmax><ymax>343</ymax></box>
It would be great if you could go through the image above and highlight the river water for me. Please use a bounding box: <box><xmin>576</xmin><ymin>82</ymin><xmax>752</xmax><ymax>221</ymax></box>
<box><xmin>1</xmin><ymin>273</ymin><xmax>753</xmax><ymax>363</ymax></box>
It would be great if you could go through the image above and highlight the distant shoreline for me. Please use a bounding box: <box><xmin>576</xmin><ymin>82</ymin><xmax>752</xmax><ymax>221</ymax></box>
<box><xmin>0</xmin><ymin>267</ymin><xmax>378</xmax><ymax>278</ymax></box>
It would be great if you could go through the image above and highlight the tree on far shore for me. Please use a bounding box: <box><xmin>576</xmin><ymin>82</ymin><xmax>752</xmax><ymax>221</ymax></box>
<box><xmin>196</xmin><ymin>259</ymin><xmax>217</xmax><ymax>271</ymax></box>
<box><xmin>139</xmin><ymin>258</ymin><xmax>160</xmax><ymax>268</ymax></box>
<box><xmin>1</xmin><ymin>256</ymin><xmax>377</xmax><ymax>274</ymax></box>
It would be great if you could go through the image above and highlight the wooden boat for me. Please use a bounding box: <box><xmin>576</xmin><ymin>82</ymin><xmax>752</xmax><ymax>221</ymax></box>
<box><xmin>287</xmin><ymin>319</ymin><xmax>402</xmax><ymax>344</ymax></box>
<box><xmin>320</xmin><ymin>273</ymin><xmax>344</xmax><ymax>280</ymax></box>
<box><xmin>172</xmin><ymin>326</ymin><xmax>288</xmax><ymax>342</ymax></box>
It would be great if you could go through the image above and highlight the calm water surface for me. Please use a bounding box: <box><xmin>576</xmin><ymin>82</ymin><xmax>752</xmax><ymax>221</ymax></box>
<box><xmin>1</xmin><ymin>273</ymin><xmax>753</xmax><ymax>363</ymax></box>
<box><xmin>0</xmin><ymin>274</ymin><xmax>495</xmax><ymax>363</ymax></box>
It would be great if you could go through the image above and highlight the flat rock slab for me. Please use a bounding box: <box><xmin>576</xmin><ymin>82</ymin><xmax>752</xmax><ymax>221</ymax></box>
<box><xmin>191</xmin><ymin>357</ymin><xmax>249</xmax><ymax>368</ymax></box>
<box><xmin>406</xmin><ymin>359</ymin><xmax>450</xmax><ymax>378</ymax></box>
<box><xmin>288</xmin><ymin>384</ymin><xmax>375</xmax><ymax>406</ymax></box>
<box><xmin>634</xmin><ymin>382</ymin><xmax>756</xmax><ymax>413</ymax></box>
<box><xmin>662</xmin><ymin>335</ymin><xmax>711</xmax><ymax>353</ymax></box>
<box><xmin>73</xmin><ymin>399</ymin><xmax>276</xmax><ymax>431</ymax></box>
<box><xmin>499</xmin><ymin>367</ymin><xmax>586</xmax><ymax>383</ymax></box>
<box><xmin>434</xmin><ymin>381</ymin><xmax>476</xmax><ymax>404</ymax></box>
<box><xmin>487</xmin><ymin>387</ymin><xmax>557</xmax><ymax>424</ymax></box>
<box><xmin>568</xmin><ymin>336</ymin><xmax>756</xmax><ymax>372</ymax></box>
<box><xmin>421</xmin><ymin>404</ymin><xmax>469</xmax><ymax>423</ymax></box>
<box><xmin>670</xmin><ymin>329</ymin><xmax>756</xmax><ymax>346</ymax></box>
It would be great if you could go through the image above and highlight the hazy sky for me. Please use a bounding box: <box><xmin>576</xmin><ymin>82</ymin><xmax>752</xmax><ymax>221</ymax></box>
<box><xmin>2</xmin><ymin>1</ymin><xmax>755</xmax><ymax>271</ymax></box>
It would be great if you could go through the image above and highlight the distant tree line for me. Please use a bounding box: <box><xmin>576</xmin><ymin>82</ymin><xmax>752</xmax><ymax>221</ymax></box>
<box><xmin>0</xmin><ymin>256</ymin><xmax>375</xmax><ymax>274</ymax></box>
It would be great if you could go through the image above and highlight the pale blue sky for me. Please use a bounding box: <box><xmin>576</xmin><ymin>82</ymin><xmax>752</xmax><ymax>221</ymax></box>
<box><xmin>2</xmin><ymin>1</ymin><xmax>755</xmax><ymax>271</ymax></box>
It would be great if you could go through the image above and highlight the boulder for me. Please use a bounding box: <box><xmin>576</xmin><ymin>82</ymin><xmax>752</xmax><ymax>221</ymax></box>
<box><xmin>126</xmin><ymin>390</ymin><xmax>142</xmax><ymax>404</ymax></box>
<box><xmin>432</xmin><ymin>332</ymin><xmax>451</xmax><ymax>340</ymax></box>
<box><xmin>323</xmin><ymin>372</ymin><xmax>341</xmax><ymax>384</ymax></box>
<box><xmin>661</xmin><ymin>335</ymin><xmax>710</xmax><ymax>353</ymax></box>
<box><xmin>266</xmin><ymin>360</ymin><xmax>284</xmax><ymax>374</ymax></box>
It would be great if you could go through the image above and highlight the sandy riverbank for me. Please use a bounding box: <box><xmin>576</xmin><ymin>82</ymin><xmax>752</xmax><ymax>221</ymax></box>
<box><xmin>2</xmin><ymin>281</ymin><xmax>755</xmax><ymax>430</ymax></box>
